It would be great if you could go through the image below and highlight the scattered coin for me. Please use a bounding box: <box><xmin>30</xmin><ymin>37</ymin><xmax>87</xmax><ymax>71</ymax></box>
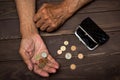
<box><xmin>70</xmin><ymin>64</ymin><xmax>76</xmax><ymax>70</ymax></box>
<box><xmin>60</xmin><ymin>46</ymin><xmax>66</xmax><ymax>51</ymax></box>
<box><xmin>64</xmin><ymin>40</ymin><xmax>69</xmax><ymax>46</ymax></box>
<box><xmin>35</xmin><ymin>54</ymin><xmax>41</xmax><ymax>61</ymax></box>
<box><xmin>71</xmin><ymin>45</ymin><xmax>77</xmax><ymax>51</ymax></box>
<box><xmin>41</xmin><ymin>52</ymin><xmax>47</xmax><ymax>58</ymax></box>
<box><xmin>57</xmin><ymin>50</ymin><xmax>62</xmax><ymax>55</ymax></box>
<box><xmin>78</xmin><ymin>53</ymin><xmax>84</xmax><ymax>59</ymax></box>
<box><xmin>65</xmin><ymin>52</ymin><xmax>72</xmax><ymax>60</ymax></box>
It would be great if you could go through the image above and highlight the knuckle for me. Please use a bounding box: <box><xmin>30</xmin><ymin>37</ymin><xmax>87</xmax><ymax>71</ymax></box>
<box><xmin>44</xmin><ymin>15</ymin><xmax>49</xmax><ymax>20</ymax></box>
<box><xmin>41</xmin><ymin>9</ymin><xmax>46</xmax><ymax>13</ymax></box>
<box><xmin>48</xmin><ymin>19</ymin><xmax>52</xmax><ymax>24</ymax></box>
<box><xmin>51</xmin><ymin>23</ymin><xmax>56</xmax><ymax>28</ymax></box>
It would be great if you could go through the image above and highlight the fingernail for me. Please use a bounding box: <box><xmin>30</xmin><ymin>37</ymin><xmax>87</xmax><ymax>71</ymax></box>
<box><xmin>52</xmin><ymin>69</ymin><xmax>56</xmax><ymax>73</ymax></box>
<box><xmin>28</xmin><ymin>65</ymin><xmax>33</xmax><ymax>71</ymax></box>
<box><xmin>44</xmin><ymin>73</ymin><xmax>49</xmax><ymax>77</ymax></box>
<box><xmin>55</xmin><ymin>65</ymin><xmax>59</xmax><ymax>69</ymax></box>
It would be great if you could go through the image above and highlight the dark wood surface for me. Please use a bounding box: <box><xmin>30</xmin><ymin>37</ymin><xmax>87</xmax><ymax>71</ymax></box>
<box><xmin>0</xmin><ymin>0</ymin><xmax>120</xmax><ymax>80</ymax></box>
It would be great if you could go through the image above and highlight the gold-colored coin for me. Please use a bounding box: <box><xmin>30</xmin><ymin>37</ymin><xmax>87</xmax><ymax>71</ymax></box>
<box><xmin>35</xmin><ymin>54</ymin><xmax>41</xmax><ymax>61</ymax></box>
<box><xmin>38</xmin><ymin>58</ymin><xmax>48</xmax><ymax>69</ymax></box>
<box><xmin>64</xmin><ymin>41</ymin><xmax>69</xmax><ymax>46</ymax></box>
<box><xmin>78</xmin><ymin>53</ymin><xmax>84</xmax><ymax>59</ymax></box>
<box><xmin>71</xmin><ymin>45</ymin><xmax>77</xmax><ymax>51</ymax></box>
<box><xmin>57</xmin><ymin>50</ymin><xmax>62</xmax><ymax>55</ymax></box>
<box><xmin>60</xmin><ymin>46</ymin><xmax>66</xmax><ymax>51</ymax></box>
<box><xmin>70</xmin><ymin>64</ymin><xmax>76</xmax><ymax>70</ymax></box>
<box><xmin>39</xmin><ymin>62</ymin><xmax>46</xmax><ymax>69</ymax></box>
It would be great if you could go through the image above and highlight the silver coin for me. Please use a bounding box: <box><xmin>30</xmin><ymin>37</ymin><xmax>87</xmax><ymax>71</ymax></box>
<box><xmin>65</xmin><ymin>52</ymin><xmax>72</xmax><ymax>60</ymax></box>
<box><xmin>41</xmin><ymin>52</ymin><xmax>47</xmax><ymax>58</ymax></box>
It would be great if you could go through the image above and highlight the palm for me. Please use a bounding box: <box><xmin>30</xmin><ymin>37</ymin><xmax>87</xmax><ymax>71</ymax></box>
<box><xmin>19</xmin><ymin>33</ymin><xmax>59</xmax><ymax>77</ymax></box>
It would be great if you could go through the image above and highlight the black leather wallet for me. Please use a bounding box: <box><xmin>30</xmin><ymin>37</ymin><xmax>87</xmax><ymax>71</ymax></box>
<box><xmin>75</xmin><ymin>17</ymin><xmax>109</xmax><ymax>50</ymax></box>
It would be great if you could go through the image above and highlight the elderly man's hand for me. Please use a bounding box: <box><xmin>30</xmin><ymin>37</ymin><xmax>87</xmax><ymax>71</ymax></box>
<box><xmin>19</xmin><ymin>33</ymin><xmax>59</xmax><ymax>77</ymax></box>
<box><xmin>34</xmin><ymin>3</ymin><xmax>72</xmax><ymax>32</ymax></box>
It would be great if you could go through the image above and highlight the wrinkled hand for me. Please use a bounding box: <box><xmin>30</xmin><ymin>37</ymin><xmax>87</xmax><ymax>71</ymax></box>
<box><xmin>34</xmin><ymin>3</ymin><xmax>71</xmax><ymax>32</ymax></box>
<box><xmin>19</xmin><ymin>33</ymin><xmax>59</xmax><ymax>77</ymax></box>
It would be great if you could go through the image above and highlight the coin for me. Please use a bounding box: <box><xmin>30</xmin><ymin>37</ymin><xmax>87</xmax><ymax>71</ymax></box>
<box><xmin>64</xmin><ymin>41</ymin><xmax>69</xmax><ymax>46</ymax></box>
<box><xmin>39</xmin><ymin>61</ymin><xmax>46</xmax><ymax>69</ymax></box>
<box><xmin>41</xmin><ymin>52</ymin><xmax>47</xmax><ymax>58</ymax></box>
<box><xmin>70</xmin><ymin>64</ymin><xmax>76</xmax><ymax>70</ymax></box>
<box><xmin>57</xmin><ymin>50</ymin><xmax>62</xmax><ymax>55</ymax></box>
<box><xmin>71</xmin><ymin>45</ymin><xmax>77</xmax><ymax>51</ymax></box>
<box><xmin>78</xmin><ymin>53</ymin><xmax>84</xmax><ymax>59</ymax></box>
<box><xmin>38</xmin><ymin>58</ymin><xmax>48</xmax><ymax>69</ymax></box>
<box><xmin>35</xmin><ymin>54</ymin><xmax>41</xmax><ymax>61</ymax></box>
<box><xmin>65</xmin><ymin>52</ymin><xmax>72</xmax><ymax>59</ymax></box>
<box><xmin>60</xmin><ymin>46</ymin><xmax>66</xmax><ymax>51</ymax></box>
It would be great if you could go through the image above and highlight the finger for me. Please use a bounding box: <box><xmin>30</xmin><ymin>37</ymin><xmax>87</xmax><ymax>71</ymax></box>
<box><xmin>28</xmin><ymin>51</ymin><xmax>34</xmax><ymax>59</ymax></box>
<box><xmin>34</xmin><ymin>64</ymin><xmax>49</xmax><ymax>77</ymax></box>
<box><xmin>19</xmin><ymin>49</ymin><xmax>33</xmax><ymax>71</ymax></box>
<box><xmin>34</xmin><ymin>3</ymin><xmax>47</xmax><ymax>22</ymax></box>
<box><xmin>35</xmin><ymin>18</ymin><xmax>44</xmax><ymax>28</ymax></box>
<box><xmin>42</xmin><ymin>65</ymin><xmax>56</xmax><ymax>73</ymax></box>
<box><xmin>46</xmin><ymin>62</ymin><xmax>58</xmax><ymax>69</ymax></box>
<box><xmin>46</xmin><ymin>21</ymin><xmax>57</xmax><ymax>32</ymax></box>
<box><xmin>47</xmin><ymin>55</ymin><xmax>59</xmax><ymax>69</ymax></box>
<box><xmin>46</xmin><ymin>27</ymin><xmax>55</xmax><ymax>32</ymax></box>
<box><xmin>26</xmin><ymin>42</ymin><xmax>35</xmax><ymax>58</ymax></box>
<box><xmin>34</xmin><ymin>12</ymin><xmax>42</xmax><ymax>22</ymax></box>
<box><xmin>40</xmin><ymin>23</ymin><xmax>49</xmax><ymax>31</ymax></box>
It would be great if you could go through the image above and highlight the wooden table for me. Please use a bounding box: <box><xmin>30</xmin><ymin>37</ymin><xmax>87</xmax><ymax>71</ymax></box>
<box><xmin>0</xmin><ymin>0</ymin><xmax>120</xmax><ymax>80</ymax></box>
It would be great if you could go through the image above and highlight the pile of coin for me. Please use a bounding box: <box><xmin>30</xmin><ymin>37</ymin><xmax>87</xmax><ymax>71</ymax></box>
<box><xmin>34</xmin><ymin>51</ymin><xmax>48</xmax><ymax>69</ymax></box>
<box><xmin>57</xmin><ymin>40</ymin><xmax>84</xmax><ymax>70</ymax></box>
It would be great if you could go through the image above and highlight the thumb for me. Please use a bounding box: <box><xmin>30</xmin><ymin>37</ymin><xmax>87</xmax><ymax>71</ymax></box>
<box><xmin>33</xmin><ymin>3</ymin><xmax>47</xmax><ymax>22</ymax></box>
<box><xmin>19</xmin><ymin>49</ymin><xmax>33</xmax><ymax>71</ymax></box>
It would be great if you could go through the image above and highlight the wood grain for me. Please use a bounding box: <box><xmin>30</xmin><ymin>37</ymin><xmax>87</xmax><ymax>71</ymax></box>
<box><xmin>0</xmin><ymin>31</ymin><xmax>120</xmax><ymax>79</ymax></box>
<box><xmin>0</xmin><ymin>0</ymin><xmax>120</xmax><ymax>39</ymax></box>
<box><xmin>0</xmin><ymin>0</ymin><xmax>120</xmax><ymax>80</ymax></box>
<box><xmin>0</xmin><ymin>11</ymin><xmax>120</xmax><ymax>39</ymax></box>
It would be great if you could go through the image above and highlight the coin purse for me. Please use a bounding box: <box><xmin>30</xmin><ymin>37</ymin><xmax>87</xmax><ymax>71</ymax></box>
<box><xmin>75</xmin><ymin>17</ymin><xmax>109</xmax><ymax>50</ymax></box>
